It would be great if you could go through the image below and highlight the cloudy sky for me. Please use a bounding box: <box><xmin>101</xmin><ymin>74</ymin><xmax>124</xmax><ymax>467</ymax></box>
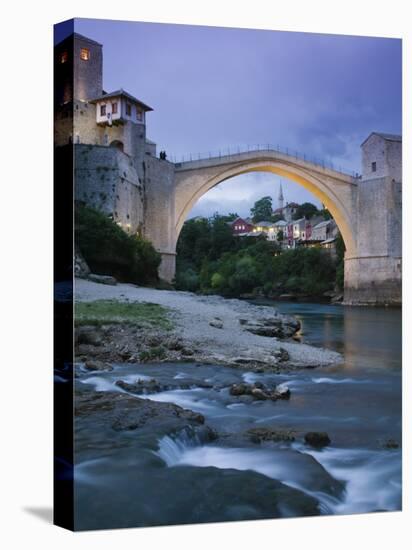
<box><xmin>57</xmin><ymin>19</ymin><xmax>402</xmax><ymax>219</ymax></box>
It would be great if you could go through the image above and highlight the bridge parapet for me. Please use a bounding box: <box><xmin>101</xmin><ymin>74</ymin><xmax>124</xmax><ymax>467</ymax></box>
<box><xmin>173</xmin><ymin>145</ymin><xmax>359</xmax><ymax>181</ymax></box>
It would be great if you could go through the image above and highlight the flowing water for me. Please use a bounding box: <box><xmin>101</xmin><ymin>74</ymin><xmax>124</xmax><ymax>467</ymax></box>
<box><xmin>73</xmin><ymin>302</ymin><xmax>402</xmax><ymax>530</ymax></box>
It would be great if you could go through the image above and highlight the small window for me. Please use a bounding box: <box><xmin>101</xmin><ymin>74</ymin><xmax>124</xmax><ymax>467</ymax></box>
<box><xmin>125</xmin><ymin>103</ymin><xmax>132</xmax><ymax>116</ymax></box>
<box><xmin>136</xmin><ymin>107</ymin><xmax>143</xmax><ymax>121</ymax></box>
<box><xmin>100</xmin><ymin>104</ymin><xmax>106</xmax><ymax>116</ymax></box>
<box><xmin>59</xmin><ymin>51</ymin><xmax>68</xmax><ymax>64</ymax></box>
<box><xmin>112</xmin><ymin>102</ymin><xmax>118</xmax><ymax>114</ymax></box>
<box><xmin>80</xmin><ymin>48</ymin><xmax>90</xmax><ymax>61</ymax></box>
<box><xmin>371</xmin><ymin>161</ymin><xmax>377</xmax><ymax>172</ymax></box>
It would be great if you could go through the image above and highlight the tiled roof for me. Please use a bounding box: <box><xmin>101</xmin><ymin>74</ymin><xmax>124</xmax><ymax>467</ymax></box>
<box><xmin>89</xmin><ymin>88</ymin><xmax>153</xmax><ymax>111</ymax></box>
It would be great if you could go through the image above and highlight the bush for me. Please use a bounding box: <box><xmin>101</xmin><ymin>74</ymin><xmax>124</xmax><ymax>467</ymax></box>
<box><xmin>75</xmin><ymin>204</ymin><xmax>161</xmax><ymax>285</ymax></box>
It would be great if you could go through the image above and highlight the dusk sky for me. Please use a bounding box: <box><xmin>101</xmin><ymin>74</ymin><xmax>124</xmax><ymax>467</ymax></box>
<box><xmin>57</xmin><ymin>18</ymin><xmax>402</xmax><ymax>219</ymax></box>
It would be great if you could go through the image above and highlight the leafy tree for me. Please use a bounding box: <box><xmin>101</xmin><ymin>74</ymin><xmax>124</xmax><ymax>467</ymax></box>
<box><xmin>250</xmin><ymin>196</ymin><xmax>273</xmax><ymax>223</ymax></box>
<box><xmin>75</xmin><ymin>204</ymin><xmax>160</xmax><ymax>284</ymax></box>
<box><xmin>335</xmin><ymin>233</ymin><xmax>346</xmax><ymax>290</ymax></box>
<box><xmin>320</xmin><ymin>208</ymin><xmax>332</xmax><ymax>220</ymax></box>
<box><xmin>176</xmin><ymin>211</ymin><xmax>339</xmax><ymax>298</ymax></box>
<box><xmin>277</xmin><ymin>230</ymin><xmax>284</xmax><ymax>242</ymax></box>
<box><xmin>293</xmin><ymin>202</ymin><xmax>319</xmax><ymax>220</ymax></box>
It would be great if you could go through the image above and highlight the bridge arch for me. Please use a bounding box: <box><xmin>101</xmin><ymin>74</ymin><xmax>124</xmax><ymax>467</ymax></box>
<box><xmin>174</xmin><ymin>157</ymin><xmax>357</xmax><ymax>257</ymax></box>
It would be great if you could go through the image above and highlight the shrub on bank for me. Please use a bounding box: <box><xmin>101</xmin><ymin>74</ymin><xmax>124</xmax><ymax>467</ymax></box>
<box><xmin>75</xmin><ymin>204</ymin><xmax>161</xmax><ymax>285</ymax></box>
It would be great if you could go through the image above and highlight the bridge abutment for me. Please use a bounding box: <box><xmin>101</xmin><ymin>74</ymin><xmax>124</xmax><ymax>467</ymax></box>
<box><xmin>344</xmin><ymin>255</ymin><xmax>402</xmax><ymax>306</ymax></box>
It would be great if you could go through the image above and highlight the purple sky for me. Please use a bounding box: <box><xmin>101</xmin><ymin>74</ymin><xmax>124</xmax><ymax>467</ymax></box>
<box><xmin>57</xmin><ymin>19</ymin><xmax>402</xmax><ymax>218</ymax></box>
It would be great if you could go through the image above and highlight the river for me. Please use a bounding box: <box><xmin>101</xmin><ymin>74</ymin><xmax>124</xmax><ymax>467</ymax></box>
<box><xmin>74</xmin><ymin>302</ymin><xmax>402</xmax><ymax>530</ymax></box>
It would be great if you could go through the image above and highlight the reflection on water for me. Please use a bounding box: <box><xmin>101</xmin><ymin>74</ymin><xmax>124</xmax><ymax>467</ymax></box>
<box><xmin>256</xmin><ymin>300</ymin><xmax>402</xmax><ymax>373</ymax></box>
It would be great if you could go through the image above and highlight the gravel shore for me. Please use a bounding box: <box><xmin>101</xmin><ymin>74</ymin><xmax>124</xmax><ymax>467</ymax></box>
<box><xmin>75</xmin><ymin>279</ymin><xmax>342</xmax><ymax>368</ymax></box>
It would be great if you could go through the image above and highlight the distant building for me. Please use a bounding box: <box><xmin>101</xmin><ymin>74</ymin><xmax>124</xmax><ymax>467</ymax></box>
<box><xmin>230</xmin><ymin>217</ymin><xmax>255</xmax><ymax>235</ymax></box>
<box><xmin>311</xmin><ymin>219</ymin><xmax>337</xmax><ymax>242</ymax></box>
<box><xmin>273</xmin><ymin>201</ymin><xmax>300</xmax><ymax>223</ymax></box>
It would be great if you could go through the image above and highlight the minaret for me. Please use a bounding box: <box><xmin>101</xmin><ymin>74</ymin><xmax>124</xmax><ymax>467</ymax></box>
<box><xmin>278</xmin><ymin>182</ymin><xmax>284</xmax><ymax>210</ymax></box>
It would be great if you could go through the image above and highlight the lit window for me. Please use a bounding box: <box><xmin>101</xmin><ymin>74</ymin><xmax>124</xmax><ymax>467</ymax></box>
<box><xmin>80</xmin><ymin>48</ymin><xmax>90</xmax><ymax>61</ymax></box>
<box><xmin>371</xmin><ymin>161</ymin><xmax>377</xmax><ymax>172</ymax></box>
<box><xmin>100</xmin><ymin>104</ymin><xmax>106</xmax><ymax>116</ymax></box>
<box><xmin>126</xmin><ymin>103</ymin><xmax>132</xmax><ymax>116</ymax></box>
<box><xmin>59</xmin><ymin>51</ymin><xmax>68</xmax><ymax>64</ymax></box>
<box><xmin>112</xmin><ymin>102</ymin><xmax>118</xmax><ymax>114</ymax></box>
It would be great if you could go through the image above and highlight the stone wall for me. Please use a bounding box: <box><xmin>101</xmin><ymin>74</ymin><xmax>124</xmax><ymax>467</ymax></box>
<box><xmin>143</xmin><ymin>157</ymin><xmax>176</xmax><ymax>280</ymax></box>
<box><xmin>344</xmin><ymin>134</ymin><xmax>402</xmax><ymax>305</ymax></box>
<box><xmin>74</xmin><ymin>144</ymin><xmax>144</xmax><ymax>234</ymax></box>
<box><xmin>344</xmin><ymin>256</ymin><xmax>401</xmax><ymax>306</ymax></box>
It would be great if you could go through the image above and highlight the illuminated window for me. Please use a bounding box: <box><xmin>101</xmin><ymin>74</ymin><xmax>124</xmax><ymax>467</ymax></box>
<box><xmin>59</xmin><ymin>51</ymin><xmax>68</xmax><ymax>64</ymax></box>
<box><xmin>100</xmin><ymin>104</ymin><xmax>106</xmax><ymax>116</ymax></box>
<box><xmin>112</xmin><ymin>102</ymin><xmax>118</xmax><ymax>114</ymax></box>
<box><xmin>80</xmin><ymin>48</ymin><xmax>90</xmax><ymax>60</ymax></box>
<box><xmin>125</xmin><ymin>103</ymin><xmax>132</xmax><ymax>116</ymax></box>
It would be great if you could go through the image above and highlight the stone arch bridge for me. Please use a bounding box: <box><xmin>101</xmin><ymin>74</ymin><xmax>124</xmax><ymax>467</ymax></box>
<box><xmin>143</xmin><ymin>143</ymin><xmax>401</xmax><ymax>306</ymax></box>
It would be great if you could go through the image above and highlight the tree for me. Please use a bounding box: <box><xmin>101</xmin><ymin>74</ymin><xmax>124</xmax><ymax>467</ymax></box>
<box><xmin>277</xmin><ymin>230</ymin><xmax>284</xmax><ymax>242</ymax></box>
<box><xmin>75</xmin><ymin>204</ymin><xmax>161</xmax><ymax>284</ymax></box>
<box><xmin>251</xmin><ymin>196</ymin><xmax>273</xmax><ymax>223</ymax></box>
<box><xmin>335</xmin><ymin>233</ymin><xmax>346</xmax><ymax>290</ymax></box>
<box><xmin>320</xmin><ymin>208</ymin><xmax>332</xmax><ymax>220</ymax></box>
<box><xmin>293</xmin><ymin>202</ymin><xmax>319</xmax><ymax>220</ymax></box>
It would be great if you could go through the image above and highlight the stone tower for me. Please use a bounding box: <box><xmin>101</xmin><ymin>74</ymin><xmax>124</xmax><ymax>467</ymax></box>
<box><xmin>344</xmin><ymin>132</ymin><xmax>402</xmax><ymax>305</ymax></box>
<box><xmin>54</xmin><ymin>32</ymin><xmax>103</xmax><ymax>105</ymax></box>
<box><xmin>278</xmin><ymin>182</ymin><xmax>284</xmax><ymax>210</ymax></box>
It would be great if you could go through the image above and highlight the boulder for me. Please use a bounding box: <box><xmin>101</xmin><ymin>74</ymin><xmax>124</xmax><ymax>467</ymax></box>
<box><xmin>88</xmin><ymin>273</ymin><xmax>117</xmax><ymax>286</ymax></box>
<box><xmin>274</xmin><ymin>384</ymin><xmax>291</xmax><ymax>399</ymax></box>
<box><xmin>84</xmin><ymin>360</ymin><xmax>113</xmax><ymax>372</ymax></box>
<box><xmin>247</xmin><ymin>427</ymin><xmax>296</xmax><ymax>444</ymax></box>
<box><xmin>209</xmin><ymin>318</ymin><xmax>224</xmax><ymax>329</ymax></box>
<box><xmin>382</xmin><ymin>438</ymin><xmax>400</xmax><ymax>449</ymax></box>
<box><xmin>77</xmin><ymin>327</ymin><xmax>103</xmax><ymax>346</ymax></box>
<box><xmin>115</xmin><ymin>378</ymin><xmax>163</xmax><ymax>394</ymax></box>
<box><xmin>229</xmin><ymin>382</ymin><xmax>291</xmax><ymax>401</ymax></box>
<box><xmin>304</xmin><ymin>431</ymin><xmax>331</xmax><ymax>448</ymax></box>
<box><xmin>229</xmin><ymin>383</ymin><xmax>247</xmax><ymax>396</ymax></box>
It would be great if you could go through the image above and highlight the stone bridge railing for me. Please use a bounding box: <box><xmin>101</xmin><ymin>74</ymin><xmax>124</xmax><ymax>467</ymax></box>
<box><xmin>171</xmin><ymin>143</ymin><xmax>359</xmax><ymax>178</ymax></box>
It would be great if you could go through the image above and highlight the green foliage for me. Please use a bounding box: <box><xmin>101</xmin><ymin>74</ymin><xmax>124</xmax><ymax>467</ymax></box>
<box><xmin>292</xmin><ymin>202</ymin><xmax>319</xmax><ymax>220</ymax></box>
<box><xmin>320</xmin><ymin>208</ymin><xmax>332</xmax><ymax>220</ymax></box>
<box><xmin>335</xmin><ymin>233</ymin><xmax>346</xmax><ymax>290</ymax></box>
<box><xmin>250</xmin><ymin>196</ymin><xmax>273</xmax><ymax>223</ymax></box>
<box><xmin>75</xmin><ymin>300</ymin><xmax>172</xmax><ymax>329</ymax></box>
<box><xmin>75</xmin><ymin>204</ymin><xmax>161</xmax><ymax>284</ymax></box>
<box><xmin>176</xmin><ymin>212</ymin><xmax>340</xmax><ymax>298</ymax></box>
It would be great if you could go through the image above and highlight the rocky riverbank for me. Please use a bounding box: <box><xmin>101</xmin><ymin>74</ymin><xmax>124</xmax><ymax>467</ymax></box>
<box><xmin>75</xmin><ymin>279</ymin><xmax>342</xmax><ymax>372</ymax></box>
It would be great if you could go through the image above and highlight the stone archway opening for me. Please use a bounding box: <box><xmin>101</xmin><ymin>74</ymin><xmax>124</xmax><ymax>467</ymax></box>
<box><xmin>174</xmin><ymin>161</ymin><xmax>357</xmax><ymax>259</ymax></box>
<box><xmin>110</xmin><ymin>140</ymin><xmax>124</xmax><ymax>152</ymax></box>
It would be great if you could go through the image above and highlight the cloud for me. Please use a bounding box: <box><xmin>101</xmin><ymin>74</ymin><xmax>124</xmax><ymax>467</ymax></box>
<box><xmin>73</xmin><ymin>19</ymin><xmax>401</xmax><ymax>218</ymax></box>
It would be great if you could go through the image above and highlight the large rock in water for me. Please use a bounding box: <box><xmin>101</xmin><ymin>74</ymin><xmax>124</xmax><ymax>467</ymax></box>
<box><xmin>75</xmin><ymin>389</ymin><xmax>206</xmax><ymax>433</ymax></box>
<box><xmin>229</xmin><ymin>382</ymin><xmax>291</xmax><ymax>401</ymax></box>
<box><xmin>304</xmin><ymin>432</ymin><xmax>331</xmax><ymax>448</ymax></box>
<box><xmin>242</xmin><ymin>315</ymin><xmax>300</xmax><ymax>339</ymax></box>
